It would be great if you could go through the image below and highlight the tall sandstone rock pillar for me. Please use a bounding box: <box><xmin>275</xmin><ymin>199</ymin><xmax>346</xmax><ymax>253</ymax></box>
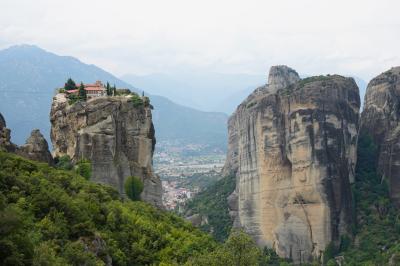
<box><xmin>360</xmin><ymin>67</ymin><xmax>400</xmax><ymax>205</ymax></box>
<box><xmin>223</xmin><ymin>66</ymin><xmax>360</xmax><ymax>263</ymax></box>
<box><xmin>50</xmin><ymin>94</ymin><xmax>163</xmax><ymax>208</ymax></box>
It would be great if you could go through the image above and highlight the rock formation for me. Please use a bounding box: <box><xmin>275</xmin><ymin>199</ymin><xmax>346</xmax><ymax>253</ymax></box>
<box><xmin>0</xmin><ymin>112</ymin><xmax>17</xmax><ymax>152</ymax></box>
<box><xmin>50</xmin><ymin>94</ymin><xmax>162</xmax><ymax>207</ymax></box>
<box><xmin>16</xmin><ymin>129</ymin><xmax>54</xmax><ymax>165</ymax></box>
<box><xmin>223</xmin><ymin>66</ymin><xmax>360</xmax><ymax>263</ymax></box>
<box><xmin>360</xmin><ymin>67</ymin><xmax>400</xmax><ymax>205</ymax></box>
<box><xmin>1</xmin><ymin>112</ymin><xmax>53</xmax><ymax>164</ymax></box>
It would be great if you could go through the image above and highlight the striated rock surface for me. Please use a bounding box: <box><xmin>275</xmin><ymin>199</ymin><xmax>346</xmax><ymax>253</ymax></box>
<box><xmin>0</xmin><ymin>112</ymin><xmax>17</xmax><ymax>152</ymax></box>
<box><xmin>1</xmin><ymin>112</ymin><xmax>53</xmax><ymax>164</ymax></box>
<box><xmin>16</xmin><ymin>129</ymin><xmax>54</xmax><ymax>165</ymax></box>
<box><xmin>223</xmin><ymin>66</ymin><xmax>360</xmax><ymax>263</ymax></box>
<box><xmin>50</xmin><ymin>94</ymin><xmax>162</xmax><ymax>207</ymax></box>
<box><xmin>360</xmin><ymin>67</ymin><xmax>400</xmax><ymax>205</ymax></box>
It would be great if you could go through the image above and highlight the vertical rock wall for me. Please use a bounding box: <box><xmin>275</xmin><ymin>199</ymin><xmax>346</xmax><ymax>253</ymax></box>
<box><xmin>360</xmin><ymin>67</ymin><xmax>400</xmax><ymax>205</ymax></box>
<box><xmin>50</xmin><ymin>94</ymin><xmax>162</xmax><ymax>208</ymax></box>
<box><xmin>223</xmin><ymin>66</ymin><xmax>360</xmax><ymax>263</ymax></box>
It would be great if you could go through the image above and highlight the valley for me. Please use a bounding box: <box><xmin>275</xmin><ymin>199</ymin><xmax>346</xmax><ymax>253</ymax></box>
<box><xmin>153</xmin><ymin>140</ymin><xmax>225</xmax><ymax>210</ymax></box>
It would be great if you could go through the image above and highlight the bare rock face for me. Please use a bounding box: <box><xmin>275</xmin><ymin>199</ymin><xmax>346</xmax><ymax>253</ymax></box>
<box><xmin>1</xmin><ymin>112</ymin><xmax>53</xmax><ymax>165</ymax></box>
<box><xmin>16</xmin><ymin>129</ymin><xmax>54</xmax><ymax>165</ymax></box>
<box><xmin>360</xmin><ymin>67</ymin><xmax>400</xmax><ymax>205</ymax></box>
<box><xmin>267</xmin><ymin>65</ymin><xmax>301</xmax><ymax>93</ymax></box>
<box><xmin>50</xmin><ymin>94</ymin><xmax>162</xmax><ymax>208</ymax></box>
<box><xmin>0</xmin><ymin>112</ymin><xmax>17</xmax><ymax>152</ymax></box>
<box><xmin>223</xmin><ymin>66</ymin><xmax>360</xmax><ymax>263</ymax></box>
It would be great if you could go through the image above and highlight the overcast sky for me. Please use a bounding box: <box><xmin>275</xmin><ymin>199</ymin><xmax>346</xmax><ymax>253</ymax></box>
<box><xmin>0</xmin><ymin>0</ymin><xmax>399</xmax><ymax>81</ymax></box>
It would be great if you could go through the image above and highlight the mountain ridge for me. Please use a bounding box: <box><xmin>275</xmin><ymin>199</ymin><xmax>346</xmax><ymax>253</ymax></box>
<box><xmin>0</xmin><ymin>44</ymin><xmax>228</xmax><ymax>150</ymax></box>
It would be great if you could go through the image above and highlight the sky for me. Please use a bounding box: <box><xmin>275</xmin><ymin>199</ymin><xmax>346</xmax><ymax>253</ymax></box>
<box><xmin>0</xmin><ymin>0</ymin><xmax>399</xmax><ymax>81</ymax></box>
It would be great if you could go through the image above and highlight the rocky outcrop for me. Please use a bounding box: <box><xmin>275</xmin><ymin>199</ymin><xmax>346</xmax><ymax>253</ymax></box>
<box><xmin>1</xmin><ymin>112</ymin><xmax>53</xmax><ymax>164</ymax></box>
<box><xmin>0</xmin><ymin>112</ymin><xmax>17</xmax><ymax>152</ymax></box>
<box><xmin>50</xmin><ymin>94</ymin><xmax>162</xmax><ymax>208</ymax></box>
<box><xmin>360</xmin><ymin>67</ymin><xmax>400</xmax><ymax>205</ymax></box>
<box><xmin>16</xmin><ymin>129</ymin><xmax>54</xmax><ymax>165</ymax></box>
<box><xmin>223</xmin><ymin>66</ymin><xmax>360</xmax><ymax>263</ymax></box>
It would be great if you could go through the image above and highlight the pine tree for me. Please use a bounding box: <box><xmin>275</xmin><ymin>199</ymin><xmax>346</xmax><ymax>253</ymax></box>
<box><xmin>64</xmin><ymin>78</ymin><xmax>77</xmax><ymax>91</ymax></box>
<box><xmin>78</xmin><ymin>82</ymin><xmax>87</xmax><ymax>101</ymax></box>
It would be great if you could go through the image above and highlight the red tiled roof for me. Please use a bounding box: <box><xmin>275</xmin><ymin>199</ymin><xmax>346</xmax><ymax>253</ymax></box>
<box><xmin>66</xmin><ymin>89</ymin><xmax>78</xmax><ymax>93</ymax></box>
<box><xmin>85</xmin><ymin>87</ymin><xmax>105</xmax><ymax>91</ymax></box>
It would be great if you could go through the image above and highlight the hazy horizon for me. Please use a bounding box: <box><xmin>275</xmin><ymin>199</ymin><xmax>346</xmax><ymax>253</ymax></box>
<box><xmin>1</xmin><ymin>0</ymin><xmax>399</xmax><ymax>83</ymax></box>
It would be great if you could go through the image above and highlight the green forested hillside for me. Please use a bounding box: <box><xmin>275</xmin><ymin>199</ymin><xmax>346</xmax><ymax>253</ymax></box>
<box><xmin>0</xmin><ymin>152</ymin><xmax>217</xmax><ymax>265</ymax></box>
<box><xmin>183</xmin><ymin>175</ymin><xmax>236</xmax><ymax>242</ymax></box>
<box><xmin>337</xmin><ymin>134</ymin><xmax>400</xmax><ymax>265</ymax></box>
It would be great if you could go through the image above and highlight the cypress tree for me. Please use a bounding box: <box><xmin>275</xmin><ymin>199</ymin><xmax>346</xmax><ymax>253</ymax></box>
<box><xmin>78</xmin><ymin>82</ymin><xmax>87</xmax><ymax>101</ymax></box>
<box><xmin>106</xmin><ymin>82</ymin><xmax>111</xmax><ymax>96</ymax></box>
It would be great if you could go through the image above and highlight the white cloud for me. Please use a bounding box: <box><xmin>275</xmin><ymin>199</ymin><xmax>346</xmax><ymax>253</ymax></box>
<box><xmin>0</xmin><ymin>0</ymin><xmax>399</xmax><ymax>80</ymax></box>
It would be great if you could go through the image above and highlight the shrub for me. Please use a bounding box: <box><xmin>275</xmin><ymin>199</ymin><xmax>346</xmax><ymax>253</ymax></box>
<box><xmin>54</xmin><ymin>155</ymin><xmax>73</xmax><ymax>170</ymax></box>
<box><xmin>131</xmin><ymin>94</ymin><xmax>144</xmax><ymax>107</ymax></box>
<box><xmin>74</xmin><ymin>159</ymin><xmax>92</xmax><ymax>180</ymax></box>
<box><xmin>124</xmin><ymin>176</ymin><xmax>144</xmax><ymax>201</ymax></box>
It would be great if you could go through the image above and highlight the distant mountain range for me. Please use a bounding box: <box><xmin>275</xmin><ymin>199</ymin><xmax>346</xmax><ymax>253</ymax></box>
<box><xmin>121</xmin><ymin>72</ymin><xmax>265</xmax><ymax>114</ymax></box>
<box><xmin>0</xmin><ymin>45</ymin><xmax>228</xmax><ymax>150</ymax></box>
<box><xmin>121</xmin><ymin>72</ymin><xmax>368</xmax><ymax>115</ymax></box>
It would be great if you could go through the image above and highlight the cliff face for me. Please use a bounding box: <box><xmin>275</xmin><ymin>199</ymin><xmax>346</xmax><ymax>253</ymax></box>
<box><xmin>50</xmin><ymin>94</ymin><xmax>162</xmax><ymax>208</ymax></box>
<box><xmin>360</xmin><ymin>67</ymin><xmax>400</xmax><ymax>205</ymax></box>
<box><xmin>1</xmin><ymin>112</ymin><xmax>53</xmax><ymax>164</ymax></box>
<box><xmin>0</xmin><ymin>112</ymin><xmax>17</xmax><ymax>152</ymax></box>
<box><xmin>223</xmin><ymin>66</ymin><xmax>360</xmax><ymax>263</ymax></box>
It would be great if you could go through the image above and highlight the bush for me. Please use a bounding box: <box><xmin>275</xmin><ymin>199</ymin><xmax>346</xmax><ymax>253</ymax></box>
<box><xmin>54</xmin><ymin>155</ymin><xmax>73</xmax><ymax>170</ymax></box>
<box><xmin>124</xmin><ymin>176</ymin><xmax>144</xmax><ymax>201</ymax></box>
<box><xmin>74</xmin><ymin>159</ymin><xmax>92</xmax><ymax>180</ymax></box>
<box><xmin>186</xmin><ymin>229</ymin><xmax>262</xmax><ymax>266</ymax></box>
<box><xmin>131</xmin><ymin>94</ymin><xmax>144</xmax><ymax>107</ymax></box>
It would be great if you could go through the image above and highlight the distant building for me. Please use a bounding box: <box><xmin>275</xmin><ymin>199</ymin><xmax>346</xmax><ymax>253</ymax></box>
<box><xmin>66</xmin><ymin>81</ymin><xmax>107</xmax><ymax>98</ymax></box>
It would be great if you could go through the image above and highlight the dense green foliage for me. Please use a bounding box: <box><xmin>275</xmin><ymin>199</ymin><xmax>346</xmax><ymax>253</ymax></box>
<box><xmin>74</xmin><ymin>159</ymin><xmax>92</xmax><ymax>180</ymax></box>
<box><xmin>124</xmin><ymin>176</ymin><xmax>143</xmax><ymax>201</ymax></box>
<box><xmin>187</xmin><ymin>229</ymin><xmax>261</xmax><ymax>266</ymax></box>
<box><xmin>184</xmin><ymin>175</ymin><xmax>236</xmax><ymax>242</ymax></box>
<box><xmin>54</xmin><ymin>155</ymin><xmax>73</xmax><ymax>170</ymax></box>
<box><xmin>64</xmin><ymin>78</ymin><xmax>77</xmax><ymax>91</ymax></box>
<box><xmin>0</xmin><ymin>152</ymin><xmax>219</xmax><ymax>265</ymax></box>
<box><xmin>131</xmin><ymin>93</ymin><xmax>144</xmax><ymax>107</ymax></box>
<box><xmin>78</xmin><ymin>82</ymin><xmax>87</xmax><ymax>101</ymax></box>
<box><xmin>337</xmin><ymin>134</ymin><xmax>400</xmax><ymax>265</ymax></box>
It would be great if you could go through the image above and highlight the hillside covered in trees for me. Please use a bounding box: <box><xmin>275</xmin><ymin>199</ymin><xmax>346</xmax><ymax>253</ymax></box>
<box><xmin>0</xmin><ymin>152</ymin><xmax>215</xmax><ymax>265</ymax></box>
<box><xmin>0</xmin><ymin>151</ymin><xmax>284</xmax><ymax>266</ymax></box>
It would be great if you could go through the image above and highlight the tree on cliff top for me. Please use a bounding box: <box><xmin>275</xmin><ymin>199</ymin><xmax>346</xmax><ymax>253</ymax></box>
<box><xmin>78</xmin><ymin>82</ymin><xmax>87</xmax><ymax>101</ymax></box>
<box><xmin>106</xmin><ymin>82</ymin><xmax>112</xmax><ymax>96</ymax></box>
<box><xmin>124</xmin><ymin>176</ymin><xmax>144</xmax><ymax>201</ymax></box>
<box><xmin>64</xmin><ymin>78</ymin><xmax>77</xmax><ymax>91</ymax></box>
